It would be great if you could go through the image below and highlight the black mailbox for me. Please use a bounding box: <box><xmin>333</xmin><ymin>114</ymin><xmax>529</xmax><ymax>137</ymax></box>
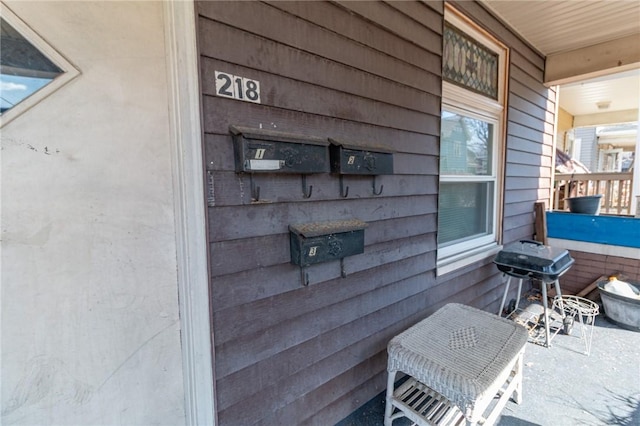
<box><xmin>289</xmin><ymin>219</ymin><xmax>367</xmax><ymax>267</ymax></box>
<box><xmin>329</xmin><ymin>139</ymin><xmax>393</xmax><ymax>175</ymax></box>
<box><xmin>231</xmin><ymin>125</ymin><xmax>330</xmax><ymax>174</ymax></box>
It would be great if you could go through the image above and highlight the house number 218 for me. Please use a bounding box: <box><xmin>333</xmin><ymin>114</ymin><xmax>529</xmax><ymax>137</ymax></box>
<box><xmin>215</xmin><ymin>71</ymin><xmax>261</xmax><ymax>104</ymax></box>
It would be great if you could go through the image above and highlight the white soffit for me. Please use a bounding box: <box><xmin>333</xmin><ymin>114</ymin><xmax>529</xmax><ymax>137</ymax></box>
<box><xmin>480</xmin><ymin>0</ymin><xmax>640</xmax><ymax>121</ymax></box>
<box><xmin>560</xmin><ymin>68</ymin><xmax>640</xmax><ymax>116</ymax></box>
<box><xmin>481</xmin><ymin>0</ymin><xmax>640</xmax><ymax>56</ymax></box>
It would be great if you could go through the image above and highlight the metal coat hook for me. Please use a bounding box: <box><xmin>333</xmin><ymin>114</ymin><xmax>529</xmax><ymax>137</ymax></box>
<box><xmin>339</xmin><ymin>175</ymin><xmax>349</xmax><ymax>198</ymax></box>
<box><xmin>372</xmin><ymin>175</ymin><xmax>384</xmax><ymax>195</ymax></box>
<box><xmin>301</xmin><ymin>175</ymin><xmax>313</xmax><ymax>198</ymax></box>
<box><xmin>249</xmin><ymin>174</ymin><xmax>261</xmax><ymax>201</ymax></box>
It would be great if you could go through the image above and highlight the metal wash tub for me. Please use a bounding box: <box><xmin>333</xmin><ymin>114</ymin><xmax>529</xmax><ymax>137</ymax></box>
<box><xmin>597</xmin><ymin>279</ymin><xmax>640</xmax><ymax>332</ymax></box>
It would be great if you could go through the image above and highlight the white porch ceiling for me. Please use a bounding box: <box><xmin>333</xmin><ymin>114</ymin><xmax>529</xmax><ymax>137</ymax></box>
<box><xmin>560</xmin><ymin>68</ymin><xmax>639</xmax><ymax>117</ymax></box>
<box><xmin>481</xmin><ymin>0</ymin><xmax>640</xmax><ymax>122</ymax></box>
<box><xmin>481</xmin><ymin>0</ymin><xmax>640</xmax><ymax>56</ymax></box>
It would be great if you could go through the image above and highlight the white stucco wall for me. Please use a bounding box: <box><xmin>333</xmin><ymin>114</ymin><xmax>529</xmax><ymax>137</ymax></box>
<box><xmin>1</xmin><ymin>1</ymin><xmax>186</xmax><ymax>424</ymax></box>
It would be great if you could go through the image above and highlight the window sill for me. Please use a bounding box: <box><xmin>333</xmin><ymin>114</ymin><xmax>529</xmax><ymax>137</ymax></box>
<box><xmin>436</xmin><ymin>243</ymin><xmax>502</xmax><ymax>276</ymax></box>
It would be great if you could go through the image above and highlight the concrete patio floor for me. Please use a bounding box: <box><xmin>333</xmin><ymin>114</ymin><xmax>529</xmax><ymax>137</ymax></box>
<box><xmin>338</xmin><ymin>312</ymin><xmax>640</xmax><ymax>426</ymax></box>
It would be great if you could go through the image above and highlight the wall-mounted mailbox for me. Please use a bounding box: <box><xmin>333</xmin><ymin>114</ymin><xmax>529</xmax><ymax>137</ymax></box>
<box><xmin>329</xmin><ymin>139</ymin><xmax>393</xmax><ymax>197</ymax></box>
<box><xmin>329</xmin><ymin>139</ymin><xmax>393</xmax><ymax>175</ymax></box>
<box><xmin>289</xmin><ymin>219</ymin><xmax>367</xmax><ymax>285</ymax></box>
<box><xmin>231</xmin><ymin>125</ymin><xmax>330</xmax><ymax>174</ymax></box>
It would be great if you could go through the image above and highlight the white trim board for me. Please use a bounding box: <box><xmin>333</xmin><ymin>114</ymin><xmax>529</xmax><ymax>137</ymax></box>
<box><xmin>545</xmin><ymin>35</ymin><xmax>640</xmax><ymax>86</ymax></box>
<box><xmin>548</xmin><ymin>238</ymin><xmax>640</xmax><ymax>260</ymax></box>
<box><xmin>164</xmin><ymin>1</ymin><xmax>216</xmax><ymax>424</ymax></box>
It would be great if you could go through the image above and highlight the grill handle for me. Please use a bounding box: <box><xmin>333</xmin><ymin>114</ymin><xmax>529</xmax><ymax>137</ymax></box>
<box><xmin>519</xmin><ymin>239</ymin><xmax>543</xmax><ymax>246</ymax></box>
<box><xmin>501</xmin><ymin>267</ymin><xmax>533</xmax><ymax>279</ymax></box>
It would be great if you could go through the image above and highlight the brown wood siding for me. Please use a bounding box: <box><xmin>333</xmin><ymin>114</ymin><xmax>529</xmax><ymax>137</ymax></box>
<box><xmin>560</xmin><ymin>250</ymin><xmax>640</xmax><ymax>295</ymax></box>
<box><xmin>197</xmin><ymin>1</ymin><xmax>556</xmax><ymax>424</ymax></box>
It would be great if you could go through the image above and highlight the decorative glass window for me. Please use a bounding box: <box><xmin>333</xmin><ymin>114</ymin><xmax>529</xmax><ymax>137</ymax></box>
<box><xmin>437</xmin><ymin>6</ymin><xmax>508</xmax><ymax>275</ymax></box>
<box><xmin>443</xmin><ymin>23</ymin><xmax>499</xmax><ymax>100</ymax></box>
<box><xmin>0</xmin><ymin>5</ymin><xmax>79</xmax><ymax>127</ymax></box>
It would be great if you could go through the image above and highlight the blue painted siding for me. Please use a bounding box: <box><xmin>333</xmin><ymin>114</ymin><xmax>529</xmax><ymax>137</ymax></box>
<box><xmin>547</xmin><ymin>211</ymin><xmax>640</xmax><ymax>248</ymax></box>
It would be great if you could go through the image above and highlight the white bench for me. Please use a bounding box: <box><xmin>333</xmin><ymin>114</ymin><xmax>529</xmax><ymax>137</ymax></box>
<box><xmin>384</xmin><ymin>303</ymin><xmax>529</xmax><ymax>426</ymax></box>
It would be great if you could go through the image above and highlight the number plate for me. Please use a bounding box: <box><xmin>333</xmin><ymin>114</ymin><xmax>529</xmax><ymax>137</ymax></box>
<box><xmin>215</xmin><ymin>71</ymin><xmax>260</xmax><ymax>104</ymax></box>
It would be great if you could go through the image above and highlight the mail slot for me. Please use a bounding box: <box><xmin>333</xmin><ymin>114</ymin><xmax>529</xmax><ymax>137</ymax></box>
<box><xmin>231</xmin><ymin>125</ymin><xmax>330</xmax><ymax>174</ymax></box>
<box><xmin>329</xmin><ymin>139</ymin><xmax>393</xmax><ymax>175</ymax></box>
<box><xmin>289</xmin><ymin>219</ymin><xmax>367</xmax><ymax>267</ymax></box>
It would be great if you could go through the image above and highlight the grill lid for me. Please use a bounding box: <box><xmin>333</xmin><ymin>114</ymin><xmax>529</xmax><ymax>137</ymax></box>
<box><xmin>493</xmin><ymin>240</ymin><xmax>574</xmax><ymax>281</ymax></box>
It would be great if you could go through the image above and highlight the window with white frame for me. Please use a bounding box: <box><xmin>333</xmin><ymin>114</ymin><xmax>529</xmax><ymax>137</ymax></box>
<box><xmin>0</xmin><ymin>4</ymin><xmax>79</xmax><ymax>127</ymax></box>
<box><xmin>437</xmin><ymin>6</ymin><xmax>508</xmax><ymax>275</ymax></box>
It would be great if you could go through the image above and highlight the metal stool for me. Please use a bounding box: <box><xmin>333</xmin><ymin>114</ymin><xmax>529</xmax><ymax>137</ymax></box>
<box><xmin>553</xmin><ymin>295</ymin><xmax>599</xmax><ymax>355</ymax></box>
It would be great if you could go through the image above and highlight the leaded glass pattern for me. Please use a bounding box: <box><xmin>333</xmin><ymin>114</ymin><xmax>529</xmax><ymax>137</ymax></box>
<box><xmin>443</xmin><ymin>23</ymin><xmax>499</xmax><ymax>100</ymax></box>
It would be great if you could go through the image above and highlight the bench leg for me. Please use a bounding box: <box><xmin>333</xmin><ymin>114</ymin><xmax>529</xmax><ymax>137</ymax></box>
<box><xmin>384</xmin><ymin>370</ymin><xmax>396</xmax><ymax>426</ymax></box>
<box><xmin>513</xmin><ymin>352</ymin><xmax>524</xmax><ymax>404</ymax></box>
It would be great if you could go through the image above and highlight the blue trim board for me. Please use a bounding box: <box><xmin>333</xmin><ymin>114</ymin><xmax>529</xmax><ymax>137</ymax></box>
<box><xmin>546</xmin><ymin>212</ymin><xmax>640</xmax><ymax>249</ymax></box>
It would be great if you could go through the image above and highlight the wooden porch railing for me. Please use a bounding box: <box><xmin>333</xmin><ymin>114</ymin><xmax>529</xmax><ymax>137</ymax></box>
<box><xmin>553</xmin><ymin>172</ymin><xmax>634</xmax><ymax>215</ymax></box>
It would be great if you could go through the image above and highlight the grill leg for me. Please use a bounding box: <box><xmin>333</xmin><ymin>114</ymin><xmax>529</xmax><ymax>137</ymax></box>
<box><xmin>499</xmin><ymin>275</ymin><xmax>523</xmax><ymax>317</ymax></box>
<box><xmin>541</xmin><ymin>281</ymin><xmax>551</xmax><ymax>347</ymax></box>
<box><xmin>514</xmin><ymin>278</ymin><xmax>523</xmax><ymax>311</ymax></box>
<box><xmin>541</xmin><ymin>279</ymin><xmax>567</xmax><ymax>347</ymax></box>
<box><xmin>498</xmin><ymin>275</ymin><xmax>512</xmax><ymax>316</ymax></box>
<box><xmin>553</xmin><ymin>279</ymin><xmax>565</xmax><ymax>317</ymax></box>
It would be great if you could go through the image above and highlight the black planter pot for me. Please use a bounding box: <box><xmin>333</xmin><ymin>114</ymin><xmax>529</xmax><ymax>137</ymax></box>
<box><xmin>567</xmin><ymin>195</ymin><xmax>603</xmax><ymax>215</ymax></box>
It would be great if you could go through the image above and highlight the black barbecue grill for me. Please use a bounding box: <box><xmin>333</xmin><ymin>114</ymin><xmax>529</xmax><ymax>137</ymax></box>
<box><xmin>494</xmin><ymin>240</ymin><xmax>574</xmax><ymax>281</ymax></box>
<box><xmin>493</xmin><ymin>240</ymin><xmax>574</xmax><ymax>347</ymax></box>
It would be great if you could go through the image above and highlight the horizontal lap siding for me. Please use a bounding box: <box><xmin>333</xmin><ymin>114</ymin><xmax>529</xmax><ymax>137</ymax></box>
<box><xmin>198</xmin><ymin>1</ymin><xmax>443</xmax><ymax>424</ymax></box>
<box><xmin>561</xmin><ymin>251</ymin><xmax>640</xmax><ymax>295</ymax></box>
<box><xmin>197</xmin><ymin>1</ymin><xmax>554</xmax><ymax>424</ymax></box>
